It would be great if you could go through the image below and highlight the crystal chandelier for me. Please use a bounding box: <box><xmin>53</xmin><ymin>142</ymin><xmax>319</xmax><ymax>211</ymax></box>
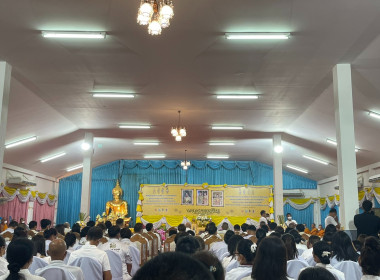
<box><xmin>181</xmin><ymin>150</ymin><xmax>191</xmax><ymax>170</ymax></box>
<box><xmin>171</xmin><ymin>110</ymin><xmax>186</xmax><ymax>141</ymax></box>
<box><xmin>137</xmin><ymin>0</ymin><xmax>174</xmax><ymax>36</ymax></box>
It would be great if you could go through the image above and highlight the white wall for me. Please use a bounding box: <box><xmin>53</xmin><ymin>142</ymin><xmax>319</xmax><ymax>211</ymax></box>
<box><xmin>1</xmin><ymin>163</ymin><xmax>58</xmax><ymax>224</ymax></box>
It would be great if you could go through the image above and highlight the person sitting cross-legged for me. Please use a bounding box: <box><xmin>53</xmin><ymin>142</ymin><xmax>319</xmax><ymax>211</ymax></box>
<box><xmin>99</xmin><ymin>226</ymin><xmax>132</xmax><ymax>279</ymax></box>
<box><xmin>68</xmin><ymin>226</ymin><xmax>112</xmax><ymax>280</ymax></box>
<box><xmin>35</xmin><ymin>238</ymin><xmax>84</xmax><ymax>280</ymax></box>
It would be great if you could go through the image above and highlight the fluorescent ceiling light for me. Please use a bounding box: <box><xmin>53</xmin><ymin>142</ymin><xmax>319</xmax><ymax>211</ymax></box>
<box><xmin>274</xmin><ymin>145</ymin><xmax>284</xmax><ymax>153</ymax></box>
<box><xmin>303</xmin><ymin>155</ymin><xmax>329</xmax><ymax>165</ymax></box>
<box><xmin>81</xmin><ymin>142</ymin><xmax>91</xmax><ymax>151</ymax></box>
<box><xmin>5</xmin><ymin>136</ymin><xmax>37</xmax><ymax>149</ymax></box>
<box><xmin>40</xmin><ymin>152</ymin><xmax>66</xmax><ymax>163</ymax></box>
<box><xmin>369</xmin><ymin>111</ymin><xmax>380</xmax><ymax>119</ymax></box>
<box><xmin>207</xmin><ymin>155</ymin><xmax>230</xmax><ymax>159</ymax></box>
<box><xmin>42</xmin><ymin>31</ymin><xmax>106</xmax><ymax>39</ymax></box>
<box><xmin>212</xmin><ymin>126</ymin><xmax>243</xmax><ymax>130</ymax></box>
<box><xmin>66</xmin><ymin>164</ymin><xmax>83</xmax><ymax>172</ymax></box>
<box><xmin>286</xmin><ymin>165</ymin><xmax>308</xmax><ymax>174</ymax></box>
<box><xmin>326</xmin><ymin>138</ymin><xmax>359</xmax><ymax>152</ymax></box>
<box><xmin>225</xmin><ymin>32</ymin><xmax>290</xmax><ymax>40</ymax></box>
<box><xmin>119</xmin><ymin>125</ymin><xmax>151</xmax><ymax>129</ymax></box>
<box><xmin>144</xmin><ymin>155</ymin><xmax>166</xmax><ymax>159</ymax></box>
<box><xmin>216</xmin><ymin>95</ymin><xmax>259</xmax><ymax>99</ymax></box>
<box><xmin>92</xmin><ymin>93</ymin><xmax>135</xmax><ymax>98</ymax></box>
<box><xmin>209</xmin><ymin>142</ymin><xmax>235</xmax><ymax>146</ymax></box>
<box><xmin>134</xmin><ymin>142</ymin><xmax>159</xmax><ymax>146</ymax></box>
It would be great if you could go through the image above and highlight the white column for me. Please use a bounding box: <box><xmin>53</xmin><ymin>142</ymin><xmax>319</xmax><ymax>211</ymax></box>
<box><xmin>333</xmin><ymin>64</ymin><xmax>358</xmax><ymax>231</ymax></box>
<box><xmin>273</xmin><ymin>134</ymin><xmax>284</xmax><ymax>223</ymax></box>
<box><xmin>0</xmin><ymin>62</ymin><xmax>12</xmax><ymax>184</ymax></box>
<box><xmin>80</xmin><ymin>132</ymin><xmax>94</xmax><ymax>216</ymax></box>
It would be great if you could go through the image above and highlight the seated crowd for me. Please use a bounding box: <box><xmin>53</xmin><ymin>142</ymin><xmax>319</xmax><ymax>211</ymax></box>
<box><xmin>0</xmin><ymin>206</ymin><xmax>378</xmax><ymax>280</ymax></box>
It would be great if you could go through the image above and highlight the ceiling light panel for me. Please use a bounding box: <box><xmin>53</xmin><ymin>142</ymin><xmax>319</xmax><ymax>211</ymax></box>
<box><xmin>326</xmin><ymin>138</ymin><xmax>359</xmax><ymax>152</ymax></box>
<box><xmin>134</xmin><ymin>142</ymin><xmax>159</xmax><ymax>146</ymax></box>
<box><xmin>211</xmin><ymin>126</ymin><xmax>243</xmax><ymax>130</ymax></box>
<box><xmin>40</xmin><ymin>152</ymin><xmax>66</xmax><ymax>163</ymax></box>
<box><xmin>225</xmin><ymin>32</ymin><xmax>290</xmax><ymax>40</ymax></box>
<box><xmin>209</xmin><ymin>142</ymin><xmax>235</xmax><ymax>146</ymax></box>
<box><xmin>207</xmin><ymin>155</ymin><xmax>230</xmax><ymax>159</ymax></box>
<box><xmin>119</xmin><ymin>125</ymin><xmax>151</xmax><ymax>129</ymax></box>
<box><xmin>302</xmin><ymin>155</ymin><xmax>329</xmax><ymax>165</ymax></box>
<box><xmin>42</xmin><ymin>31</ymin><xmax>106</xmax><ymax>39</ymax></box>
<box><xmin>144</xmin><ymin>155</ymin><xmax>166</xmax><ymax>159</ymax></box>
<box><xmin>92</xmin><ymin>93</ymin><xmax>135</xmax><ymax>98</ymax></box>
<box><xmin>216</xmin><ymin>95</ymin><xmax>259</xmax><ymax>99</ymax></box>
<box><xmin>368</xmin><ymin>111</ymin><xmax>380</xmax><ymax>119</ymax></box>
<box><xmin>66</xmin><ymin>164</ymin><xmax>83</xmax><ymax>172</ymax></box>
<box><xmin>286</xmin><ymin>165</ymin><xmax>308</xmax><ymax>174</ymax></box>
<box><xmin>5</xmin><ymin>136</ymin><xmax>37</xmax><ymax>149</ymax></box>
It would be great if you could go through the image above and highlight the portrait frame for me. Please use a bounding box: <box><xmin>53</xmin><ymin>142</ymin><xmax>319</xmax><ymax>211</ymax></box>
<box><xmin>196</xmin><ymin>189</ymin><xmax>209</xmax><ymax>206</ymax></box>
<box><xmin>211</xmin><ymin>190</ymin><xmax>224</xmax><ymax>207</ymax></box>
<box><xmin>181</xmin><ymin>189</ymin><xmax>194</xmax><ymax>205</ymax></box>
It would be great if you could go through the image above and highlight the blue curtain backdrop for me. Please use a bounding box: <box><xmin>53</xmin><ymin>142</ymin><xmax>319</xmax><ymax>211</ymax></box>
<box><xmin>57</xmin><ymin>160</ymin><xmax>317</xmax><ymax>225</ymax></box>
<box><xmin>320</xmin><ymin>205</ymin><xmax>340</xmax><ymax>228</ymax></box>
<box><xmin>283</xmin><ymin>204</ymin><xmax>314</xmax><ymax>228</ymax></box>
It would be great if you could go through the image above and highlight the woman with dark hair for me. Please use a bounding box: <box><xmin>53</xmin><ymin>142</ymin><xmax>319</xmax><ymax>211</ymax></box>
<box><xmin>226</xmin><ymin>239</ymin><xmax>256</xmax><ymax>280</ymax></box>
<box><xmin>193</xmin><ymin>251</ymin><xmax>224</xmax><ymax>280</ymax></box>
<box><xmin>31</xmin><ymin>235</ymin><xmax>49</xmax><ymax>261</ymax></box>
<box><xmin>0</xmin><ymin>236</ymin><xmax>8</xmax><ymax>275</ymax></box>
<box><xmin>0</xmin><ymin>238</ymin><xmax>45</xmax><ymax>280</ymax></box>
<box><xmin>330</xmin><ymin>231</ymin><xmax>359</xmax><ymax>266</ymax></box>
<box><xmin>298</xmin><ymin>267</ymin><xmax>336</xmax><ymax>280</ymax></box>
<box><xmin>359</xmin><ymin>237</ymin><xmax>380</xmax><ymax>279</ymax></box>
<box><xmin>289</xmin><ymin>229</ymin><xmax>307</xmax><ymax>255</ymax></box>
<box><xmin>281</xmin><ymin>233</ymin><xmax>298</xmax><ymax>260</ymax></box>
<box><xmin>255</xmin><ymin>228</ymin><xmax>266</xmax><ymax>246</ymax></box>
<box><xmin>222</xmin><ymin>235</ymin><xmax>244</xmax><ymax>271</ymax></box>
<box><xmin>244</xmin><ymin>236</ymin><xmax>289</xmax><ymax>280</ymax></box>
<box><xmin>311</xmin><ymin>241</ymin><xmax>345</xmax><ymax>280</ymax></box>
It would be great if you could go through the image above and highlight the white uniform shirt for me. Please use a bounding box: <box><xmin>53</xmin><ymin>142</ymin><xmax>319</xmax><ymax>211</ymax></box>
<box><xmin>0</xmin><ymin>257</ymin><xmax>8</xmax><ymax>275</ymax></box>
<box><xmin>68</xmin><ymin>242</ymin><xmax>111</xmax><ymax>272</ymax></box>
<box><xmin>0</xmin><ymin>268</ymin><xmax>45</xmax><ymax>280</ymax></box>
<box><xmin>222</xmin><ymin>255</ymin><xmax>234</xmax><ymax>270</ymax></box>
<box><xmin>361</xmin><ymin>276</ymin><xmax>380</xmax><ymax>280</ymax></box>
<box><xmin>121</xmin><ymin>238</ymin><xmax>137</xmax><ymax>248</ymax></box>
<box><xmin>210</xmin><ymin>241</ymin><xmax>227</xmax><ymax>254</ymax></box>
<box><xmin>99</xmin><ymin>238</ymin><xmax>132</xmax><ymax>277</ymax></box>
<box><xmin>45</xmin><ymin>240</ymin><xmax>51</xmax><ymax>255</ymax></box>
<box><xmin>285</xmin><ymin>219</ymin><xmax>298</xmax><ymax>226</ymax></box>
<box><xmin>225</xmin><ymin>265</ymin><xmax>253</xmax><ymax>280</ymax></box>
<box><xmin>300</xmin><ymin>247</ymin><xmax>313</xmax><ymax>260</ymax></box>
<box><xmin>259</xmin><ymin>217</ymin><xmax>268</xmax><ymax>225</ymax></box>
<box><xmin>35</xmin><ymin>260</ymin><xmax>84</xmax><ymax>280</ymax></box>
<box><xmin>325</xmin><ymin>216</ymin><xmax>338</xmax><ymax>227</ymax></box>
<box><xmin>315</xmin><ymin>263</ymin><xmax>345</xmax><ymax>280</ymax></box>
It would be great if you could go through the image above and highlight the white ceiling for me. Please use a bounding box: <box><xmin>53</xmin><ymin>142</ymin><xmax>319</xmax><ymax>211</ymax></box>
<box><xmin>2</xmin><ymin>0</ymin><xmax>380</xmax><ymax>181</ymax></box>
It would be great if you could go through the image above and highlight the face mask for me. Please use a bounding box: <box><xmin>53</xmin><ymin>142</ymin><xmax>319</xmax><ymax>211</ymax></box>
<box><xmin>287</xmin><ymin>216</ymin><xmax>292</xmax><ymax>220</ymax></box>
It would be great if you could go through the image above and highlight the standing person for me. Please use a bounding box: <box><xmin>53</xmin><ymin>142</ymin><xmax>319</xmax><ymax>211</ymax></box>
<box><xmin>35</xmin><ymin>239</ymin><xmax>84</xmax><ymax>280</ymax></box>
<box><xmin>0</xmin><ymin>238</ymin><xmax>45</xmax><ymax>280</ymax></box>
<box><xmin>354</xmin><ymin>200</ymin><xmax>380</xmax><ymax>237</ymax></box>
<box><xmin>325</xmin><ymin>208</ymin><xmax>340</xmax><ymax>229</ymax></box>
<box><xmin>244</xmin><ymin>236</ymin><xmax>290</xmax><ymax>280</ymax></box>
<box><xmin>259</xmin><ymin>210</ymin><xmax>268</xmax><ymax>225</ymax></box>
<box><xmin>99</xmin><ymin>226</ymin><xmax>132</xmax><ymax>279</ymax></box>
<box><xmin>285</xmin><ymin>213</ymin><xmax>297</xmax><ymax>227</ymax></box>
<box><xmin>68</xmin><ymin>226</ymin><xmax>112</xmax><ymax>280</ymax></box>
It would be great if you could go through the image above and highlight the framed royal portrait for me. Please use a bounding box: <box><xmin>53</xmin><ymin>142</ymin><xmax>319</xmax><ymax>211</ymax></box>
<box><xmin>181</xmin><ymin>189</ymin><xmax>194</xmax><ymax>205</ymax></box>
<box><xmin>211</xmin><ymin>190</ymin><xmax>224</xmax><ymax>207</ymax></box>
<box><xmin>196</xmin><ymin>189</ymin><xmax>209</xmax><ymax>206</ymax></box>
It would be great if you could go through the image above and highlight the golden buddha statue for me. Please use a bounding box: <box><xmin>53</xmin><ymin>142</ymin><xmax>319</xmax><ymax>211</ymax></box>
<box><xmin>105</xmin><ymin>181</ymin><xmax>129</xmax><ymax>221</ymax></box>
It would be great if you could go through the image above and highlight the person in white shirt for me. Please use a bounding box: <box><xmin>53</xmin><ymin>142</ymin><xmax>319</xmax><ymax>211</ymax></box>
<box><xmin>226</xmin><ymin>239</ymin><xmax>256</xmax><ymax>280</ymax></box>
<box><xmin>258</xmin><ymin>210</ymin><xmax>268</xmax><ymax>225</ymax></box>
<box><xmin>0</xmin><ymin>238</ymin><xmax>45</xmax><ymax>280</ymax></box>
<box><xmin>120</xmin><ymin>228</ymin><xmax>137</xmax><ymax>248</ymax></box>
<box><xmin>36</xmin><ymin>238</ymin><xmax>84</xmax><ymax>280</ymax></box>
<box><xmin>324</xmin><ymin>208</ymin><xmax>340</xmax><ymax>229</ymax></box>
<box><xmin>222</xmin><ymin>235</ymin><xmax>244</xmax><ymax>270</ymax></box>
<box><xmin>99</xmin><ymin>226</ymin><xmax>132</xmax><ymax>280</ymax></box>
<box><xmin>63</xmin><ymin>222</ymin><xmax>71</xmax><ymax>235</ymax></box>
<box><xmin>28</xmin><ymin>221</ymin><xmax>39</xmax><ymax>235</ymax></box>
<box><xmin>298</xmin><ymin>267</ymin><xmax>337</xmax><ymax>280</ymax></box>
<box><xmin>244</xmin><ymin>225</ymin><xmax>257</xmax><ymax>239</ymax></box>
<box><xmin>358</xmin><ymin>236</ymin><xmax>380</xmax><ymax>280</ymax></box>
<box><xmin>0</xmin><ymin>236</ymin><xmax>8</xmax><ymax>275</ymax></box>
<box><xmin>78</xmin><ymin>226</ymin><xmax>90</xmax><ymax>245</ymax></box>
<box><xmin>68</xmin><ymin>226</ymin><xmax>112</xmax><ymax>280</ymax></box>
<box><xmin>44</xmin><ymin>228</ymin><xmax>57</xmax><ymax>256</ymax></box>
<box><xmin>285</xmin><ymin>213</ymin><xmax>297</xmax><ymax>227</ymax></box>
<box><xmin>0</xmin><ymin>220</ymin><xmax>18</xmax><ymax>235</ymax></box>
<box><xmin>302</xmin><ymin>241</ymin><xmax>344</xmax><ymax>280</ymax></box>
<box><xmin>64</xmin><ymin>232</ymin><xmax>78</xmax><ymax>253</ymax></box>
<box><xmin>217</xmin><ymin>222</ymin><xmax>229</xmax><ymax>235</ymax></box>
<box><xmin>300</xmin><ymin>235</ymin><xmax>320</xmax><ymax>261</ymax></box>
<box><xmin>210</xmin><ymin>230</ymin><xmax>234</xmax><ymax>260</ymax></box>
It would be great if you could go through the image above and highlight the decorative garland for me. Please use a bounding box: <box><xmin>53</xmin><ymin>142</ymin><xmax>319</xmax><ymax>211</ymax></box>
<box><xmin>0</xmin><ymin>184</ymin><xmax>57</xmax><ymax>206</ymax></box>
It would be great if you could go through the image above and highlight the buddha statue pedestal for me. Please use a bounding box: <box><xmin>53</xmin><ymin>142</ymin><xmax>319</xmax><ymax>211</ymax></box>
<box><xmin>105</xmin><ymin>181</ymin><xmax>131</xmax><ymax>227</ymax></box>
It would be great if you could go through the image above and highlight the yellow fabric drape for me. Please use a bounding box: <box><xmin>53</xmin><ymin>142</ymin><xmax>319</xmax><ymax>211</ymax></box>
<box><xmin>320</xmin><ymin>198</ymin><xmax>326</xmax><ymax>205</ymax></box>
<box><xmin>18</xmin><ymin>189</ymin><xmax>30</xmax><ymax>196</ymax></box>
<box><xmin>288</xmin><ymin>198</ymin><xmax>313</xmax><ymax>205</ymax></box>
<box><xmin>374</xmin><ymin>188</ymin><xmax>380</xmax><ymax>195</ymax></box>
<box><xmin>37</xmin><ymin>193</ymin><xmax>47</xmax><ymax>199</ymax></box>
<box><xmin>3</xmin><ymin>186</ymin><xmax>17</xmax><ymax>195</ymax></box>
<box><xmin>358</xmin><ymin>191</ymin><xmax>365</xmax><ymax>201</ymax></box>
